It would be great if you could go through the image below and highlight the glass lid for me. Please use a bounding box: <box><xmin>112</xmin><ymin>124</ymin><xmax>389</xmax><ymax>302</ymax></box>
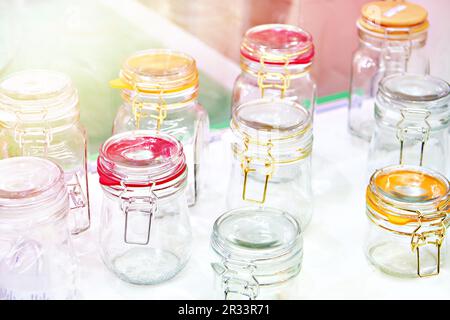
<box><xmin>0</xmin><ymin>157</ymin><xmax>66</xmax><ymax>213</ymax></box>
<box><xmin>111</xmin><ymin>49</ymin><xmax>199</xmax><ymax>94</ymax></box>
<box><xmin>240</xmin><ymin>24</ymin><xmax>314</xmax><ymax>65</ymax></box>
<box><xmin>211</xmin><ymin>207</ymin><xmax>302</xmax><ymax>261</ymax></box>
<box><xmin>97</xmin><ymin>130</ymin><xmax>186</xmax><ymax>187</ymax></box>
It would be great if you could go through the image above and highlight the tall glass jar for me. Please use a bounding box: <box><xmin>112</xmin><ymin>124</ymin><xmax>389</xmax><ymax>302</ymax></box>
<box><xmin>0</xmin><ymin>70</ymin><xmax>90</xmax><ymax>235</ymax></box>
<box><xmin>0</xmin><ymin>157</ymin><xmax>77</xmax><ymax>299</ymax></box>
<box><xmin>348</xmin><ymin>1</ymin><xmax>430</xmax><ymax>141</ymax></box>
<box><xmin>226</xmin><ymin>98</ymin><xmax>313</xmax><ymax>229</ymax></box>
<box><xmin>211</xmin><ymin>207</ymin><xmax>303</xmax><ymax>300</ymax></box>
<box><xmin>365</xmin><ymin>165</ymin><xmax>449</xmax><ymax>278</ymax></box>
<box><xmin>232</xmin><ymin>24</ymin><xmax>316</xmax><ymax>113</ymax></box>
<box><xmin>368</xmin><ymin>74</ymin><xmax>450</xmax><ymax>178</ymax></box>
<box><xmin>98</xmin><ymin>130</ymin><xmax>192</xmax><ymax>285</ymax></box>
<box><xmin>111</xmin><ymin>49</ymin><xmax>209</xmax><ymax>207</ymax></box>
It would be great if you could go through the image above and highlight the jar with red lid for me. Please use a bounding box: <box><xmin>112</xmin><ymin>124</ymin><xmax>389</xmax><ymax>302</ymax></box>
<box><xmin>97</xmin><ymin>130</ymin><xmax>192</xmax><ymax>285</ymax></box>
<box><xmin>232</xmin><ymin>24</ymin><xmax>316</xmax><ymax>112</ymax></box>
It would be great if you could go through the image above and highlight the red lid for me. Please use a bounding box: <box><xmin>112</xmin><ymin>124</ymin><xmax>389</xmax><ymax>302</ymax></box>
<box><xmin>97</xmin><ymin>131</ymin><xmax>186</xmax><ymax>188</ymax></box>
<box><xmin>240</xmin><ymin>24</ymin><xmax>315</xmax><ymax>65</ymax></box>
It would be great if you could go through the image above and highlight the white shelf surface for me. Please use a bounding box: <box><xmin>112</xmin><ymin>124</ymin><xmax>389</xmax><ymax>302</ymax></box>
<box><xmin>77</xmin><ymin>105</ymin><xmax>450</xmax><ymax>300</ymax></box>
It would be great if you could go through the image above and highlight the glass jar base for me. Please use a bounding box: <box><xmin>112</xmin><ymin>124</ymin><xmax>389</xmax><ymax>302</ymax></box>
<box><xmin>108</xmin><ymin>248</ymin><xmax>186</xmax><ymax>285</ymax></box>
<box><xmin>367</xmin><ymin>241</ymin><xmax>439</xmax><ymax>278</ymax></box>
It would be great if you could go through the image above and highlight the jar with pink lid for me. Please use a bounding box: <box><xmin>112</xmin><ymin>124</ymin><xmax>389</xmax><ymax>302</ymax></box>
<box><xmin>97</xmin><ymin>130</ymin><xmax>191</xmax><ymax>285</ymax></box>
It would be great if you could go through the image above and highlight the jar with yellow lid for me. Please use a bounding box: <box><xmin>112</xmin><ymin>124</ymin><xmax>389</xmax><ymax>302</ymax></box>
<box><xmin>226</xmin><ymin>98</ymin><xmax>313</xmax><ymax>229</ymax></box>
<box><xmin>366</xmin><ymin>165</ymin><xmax>450</xmax><ymax>277</ymax></box>
<box><xmin>232</xmin><ymin>24</ymin><xmax>316</xmax><ymax>113</ymax></box>
<box><xmin>348</xmin><ymin>1</ymin><xmax>430</xmax><ymax>141</ymax></box>
<box><xmin>111</xmin><ymin>49</ymin><xmax>209</xmax><ymax>207</ymax></box>
<box><xmin>368</xmin><ymin>74</ymin><xmax>449</xmax><ymax>178</ymax></box>
<box><xmin>0</xmin><ymin>70</ymin><xmax>90</xmax><ymax>236</ymax></box>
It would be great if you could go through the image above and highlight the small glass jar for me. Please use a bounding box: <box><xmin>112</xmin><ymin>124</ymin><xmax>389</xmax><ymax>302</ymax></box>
<box><xmin>368</xmin><ymin>74</ymin><xmax>450</xmax><ymax>178</ymax></box>
<box><xmin>226</xmin><ymin>98</ymin><xmax>313</xmax><ymax>228</ymax></box>
<box><xmin>365</xmin><ymin>165</ymin><xmax>450</xmax><ymax>277</ymax></box>
<box><xmin>349</xmin><ymin>1</ymin><xmax>430</xmax><ymax>141</ymax></box>
<box><xmin>98</xmin><ymin>130</ymin><xmax>192</xmax><ymax>285</ymax></box>
<box><xmin>0</xmin><ymin>70</ymin><xmax>90</xmax><ymax>235</ymax></box>
<box><xmin>232</xmin><ymin>24</ymin><xmax>316</xmax><ymax>112</ymax></box>
<box><xmin>111</xmin><ymin>49</ymin><xmax>209</xmax><ymax>207</ymax></box>
<box><xmin>211</xmin><ymin>207</ymin><xmax>303</xmax><ymax>300</ymax></box>
<box><xmin>0</xmin><ymin>156</ymin><xmax>77</xmax><ymax>299</ymax></box>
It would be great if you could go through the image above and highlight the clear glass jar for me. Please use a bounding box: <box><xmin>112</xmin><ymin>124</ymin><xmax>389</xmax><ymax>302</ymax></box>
<box><xmin>368</xmin><ymin>74</ymin><xmax>450</xmax><ymax>178</ymax></box>
<box><xmin>349</xmin><ymin>1</ymin><xmax>430</xmax><ymax>141</ymax></box>
<box><xmin>226</xmin><ymin>98</ymin><xmax>313</xmax><ymax>229</ymax></box>
<box><xmin>0</xmin><ymin>156</ymin><xmax>77</xmax><ymax>299</ymax></box>
<box><xmin>98</xmin><ymin>130</ymin><xmax>192</xmax><ymax>285</ymax></box>
<box><xmin>232</xmin><ymin>24</ymin><xmax>316</xmax><ymax>113</ymax></box>
<box><xmin>211</xmin><ymin>207</ymin><xmax>303</xmax><ymax>300</ymax></box>
<box><xmin>0</xmin><ymin>70</ymin><xmax>90</xmax><ymax>235</ymax></box>
<box><xmin>365</xmin><ymin>165</ymin><xmax>449</xmax><ymax>277</ymax></box>
<box><xmin>111</xmin><ymin>49</ymin><xmax>209</xmax><ymax>207</ymax></box>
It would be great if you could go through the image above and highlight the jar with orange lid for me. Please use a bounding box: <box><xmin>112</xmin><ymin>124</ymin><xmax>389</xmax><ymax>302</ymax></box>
<box><xmin>368</xmin><ymin>74</ymin><xmax>449</xmax><ymax>178</ymax></box>
<box><xmin>232</xmin><ymin>24</ymin><xmax>316</xmax><ymax>113</ymax></box>
<box><xmin>111</xmin><ymin>49</ymin><xmax>209</xmax><ymax>207</ymax></box>
<box><xmin>348</xmin><ymin>1</ymin><xmax>430</xmax><ymax>141</ymax></box>
<box><xmin>365</xmin><ymin>165</ymin><xmax>450</xmax><ymax>277</ymax></box>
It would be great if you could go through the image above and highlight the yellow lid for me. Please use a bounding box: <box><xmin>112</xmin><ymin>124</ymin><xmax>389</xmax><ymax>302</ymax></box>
<box><xmin>110</xmin><ymin>49</ymin><xmax>199</xmax><ymax>94</ymax></box>
<box><xmin>358</xmin><ymin>1</ymin><xmax>428</xmax><ymax>36</ymax></box>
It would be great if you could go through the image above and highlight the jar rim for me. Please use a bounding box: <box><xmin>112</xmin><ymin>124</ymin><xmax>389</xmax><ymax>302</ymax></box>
<box><xmin>97</xmin><ymin>130</ymin><xmax>187</xmax><ymax>188</ymax></box>
<box><xmin>113</xmin><ymin>49</ymin><xmax>199</xmax><ymax>94</ymax></box>
<box><xmin>211</xmin><ymin>207</ymin><xmax>302</xmax><ymax>262</ymax></box>
<box><xmin>240</xmin><ymin>24</ymin><xmax>314</xmax><ymax>65</ymax></box>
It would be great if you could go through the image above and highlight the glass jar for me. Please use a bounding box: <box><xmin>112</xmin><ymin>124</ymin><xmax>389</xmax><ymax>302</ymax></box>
<box><xmin>233</xmin><ymin>24</ymin><xmax>316</xmax><ymax>112</ymax></box>
<box><xmin>98</xmin><ymin>130</ymin><xmax>192</xmax><ymax>285</ymax></box>
<box><xmin>211</xmin><ymin>207</ymin><xmax>303</xmax><ymax>300</ymax></box>
<box><xmin>365</xmin><ymin>165</ymin><xmax>450</xmax><ymax>277</ymax></box>
<box><xmin>0</xmin><ymin>156</ymin><xmax>77</xmax><ymax>299</ymax></box>
<box><xmin>226</xmin><ymin>98</ymin><xmax>313</xmax><ymax>228</ymax></box>
<box><xmin>111</xmin><ymin>49</ymin><xmax>209</xmax><ymax>207</ymax></box>
<box><xmin>0</xmin><ymin>70</ymin><xmax>90</xmax><ymax>235</ymax></box>
<box><xmin>348</xmin><ymin>1</ymin><xmax>430</xmax><ymax>141</ymax></box>
<box><xmin>368</xmin><ymin>74</ymin><xmax>450</xmax><ymax>178</ymax></box>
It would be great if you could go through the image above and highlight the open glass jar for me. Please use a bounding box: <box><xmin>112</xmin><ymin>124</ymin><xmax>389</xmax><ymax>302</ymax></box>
<box><xmin>111</xmin><ymin>49</ymin><xmax>209</xmax><ymax>207</ymax></box>
<box><xmin>211</xmin><ymin>207</ymin><xmax>303</xmax><ymax>300</ymax></box>
<box><xmin>226</xmin><ymin>98</ymin><xmax>313</xmax><ymax>228</ymax></box>
<box><xmin>0</xmin><ymin>157</ymin><xmax>77</xmax><ymax>299</ymax></box>
<box><xmin>368</xmin><ymin>74</ymin><xmax>450</xmax><ymax>178</ymax></box>
<box><xmin>349</xmin><ymin>1</ymin><xmax>430</xmax><ymax>141</ymax></box>
<box><xmin>366</xmin><ymin>165</ymin><xmax>450</xmax><ymax>277</ymax></box>
<box><xmin>233</xmin><ymin>24</ymin><xmax>316</xmax><ymax>112</ymax></box>
<box><xmin>97</xmin><ymin>130</ymin><xmax>192</xmax><ymax>285</ymax></box>
<box><xmin>0</xmin><ymin>70</ymin><xmax>90</xmax><ymax>235</ymax></box>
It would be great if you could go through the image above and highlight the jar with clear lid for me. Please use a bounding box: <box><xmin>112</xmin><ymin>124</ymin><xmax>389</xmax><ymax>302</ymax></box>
<box><xmin>226</xmin><ymin>98</ymin><xmax>313</xmax><ymax>228</ymax></box>
<box><xmin>97</xmin><ymin>130</ymin><xmax>192</xmax><ymax>285</ymax></box>
<box><xmin>365</xmin><ymin>165</ymin><xmax>449</xmax><ymax>277</ymax></box>
<box><xmin>348</xmin><ymin>1</ymin><xmax>430</xmax><ymax>141</ymax></box>
<box><xmin>111</xmin><ymin>49</ymin><xmax>209</xmax><ymax>207</ymax></box>
<box><xmin>211</xmin><ymin>207</ymin><xmax>303</xmax><ymax>300</ymax></box>
<box><xmin>233</xmin><ymin>24</ymin><xmax>316</xmax><ymax>112</ymax></box>
<box><xmin>368</xmin><ymin>74</ymin><xmax>449</xmax><ymax>178</ymax></box>
<box><xmin>0</xmin><ymin>157</ymin><xmax>77</xmax><ymax>299</ymax></box>
<box><xmin>0</xmin><ymin>70</ymin><xmax>90</xmax><ymax>235</ymax></box>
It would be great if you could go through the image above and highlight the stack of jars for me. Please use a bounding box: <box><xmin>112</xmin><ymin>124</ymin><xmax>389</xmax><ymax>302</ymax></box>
<box><xmin>347</xmin><ymin>1</ymin><xmax>450</xmax><ymax>278</ymax></box>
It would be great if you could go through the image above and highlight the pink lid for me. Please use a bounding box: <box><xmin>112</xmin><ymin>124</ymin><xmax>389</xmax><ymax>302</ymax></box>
<box><xmin>240</xmin><ymin>24</ymin><xmax>314</xmax><ymax>65</ymax></box>
<box><xmin>97</xmin><ymin>131</ymin><xmax>186</xmax><ymax>188</ymax></box>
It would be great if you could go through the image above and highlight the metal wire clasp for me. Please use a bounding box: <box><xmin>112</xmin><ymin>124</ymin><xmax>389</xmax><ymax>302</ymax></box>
<box><xmin>131</xmin><ymin>85</ymin><xmax>167</xmax><ymax>131</ymax></box>
<box><xmin>241</xmin><ymin>137</ymin><xmax>274</xmax><ymax>204</ymax></box>
<box><xmin>257</xmin><ymin>54</ymin><xmax>291</xmax><ymax>98</ymax></box>
<box><xmin>119</xmin><ymin>182</ymin><xmax>158</xmax><ymax>245</ymax></box>
<box><xmin>410</xmin><ymin>211</ymin><xmax>447</xmax><ymax>277</ymax></box>
<box><xmin>396</xmin><ymin>108</ymin><xmax>431</xmax><ymax>166</ymax></box>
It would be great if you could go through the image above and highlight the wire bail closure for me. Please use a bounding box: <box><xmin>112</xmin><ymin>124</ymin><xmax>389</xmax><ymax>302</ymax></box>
<box><xmin>257</xmin><ymin>54</ymin><xmax>291</xmax><ymax>99</ymax></box>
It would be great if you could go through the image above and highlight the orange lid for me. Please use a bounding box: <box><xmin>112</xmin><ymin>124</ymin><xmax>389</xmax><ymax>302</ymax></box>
<box><xmin>358</xmin><ymin>1</ymin><xmax>428</xmax><ymax>36</ymax></box>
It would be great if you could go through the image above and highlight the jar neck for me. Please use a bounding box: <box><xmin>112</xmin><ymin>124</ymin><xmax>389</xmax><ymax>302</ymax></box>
<box><xmin>240</xmin><ymin>56</ymin><xmax>312</xmax><ymax>79</ymax></box>
<box><xmin>121</xmin><ymin>86</ymin><xmax>198</xmax><ymax>110</ymax></box>
<box><xmin>358</xmin><ymin>28</ymin><xmax>427</xmax><ymax>51</ymax></box>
